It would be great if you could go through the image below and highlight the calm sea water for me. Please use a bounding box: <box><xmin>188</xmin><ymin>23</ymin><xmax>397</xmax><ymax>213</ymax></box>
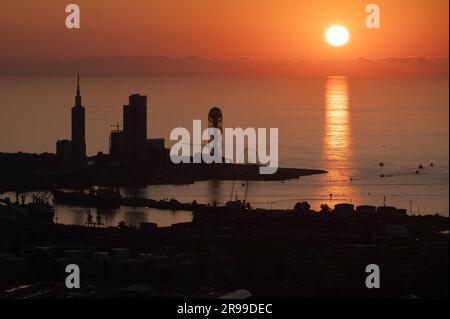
<box><xmin>0</xmin><ymin>75</ymin><xmax>448</xmax><ymax>225</ymax></box>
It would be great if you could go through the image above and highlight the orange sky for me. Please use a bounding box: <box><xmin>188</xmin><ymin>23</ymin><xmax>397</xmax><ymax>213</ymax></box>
<box><xmin>0</xmin><ymin>0</ymin><xmax>448</xmax><ymax>63</ymax></box>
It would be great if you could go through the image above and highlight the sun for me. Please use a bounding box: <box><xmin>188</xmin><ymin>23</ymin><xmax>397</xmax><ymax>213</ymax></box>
<box><xmin>325</xmin><ymin>25</ymin><xmax>350</xmax><ymax>47</ymax></box>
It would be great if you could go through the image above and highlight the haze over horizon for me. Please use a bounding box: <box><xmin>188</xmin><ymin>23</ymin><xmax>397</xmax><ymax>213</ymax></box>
<box><xmin>1</xmin><ymin>55</ymin><xmax>448</xmax><ymax>77</ymax></box>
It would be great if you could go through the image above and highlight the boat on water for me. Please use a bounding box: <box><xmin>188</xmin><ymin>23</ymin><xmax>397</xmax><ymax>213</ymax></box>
<box><xmin>52</xmin><ymin>187</ymin><xmax>121</xmax><ymax>208</ymax></box>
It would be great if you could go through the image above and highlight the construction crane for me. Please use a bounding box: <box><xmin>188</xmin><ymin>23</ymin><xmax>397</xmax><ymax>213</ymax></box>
<box><xmin>229</xmin><ymin>147</ymin><xmax>259</xmax><ymax>204</ymax></box>
<box><xmin>111</xmin><ymin>122</ymin><xmax>121</xmax><ymax>131</ymax></box>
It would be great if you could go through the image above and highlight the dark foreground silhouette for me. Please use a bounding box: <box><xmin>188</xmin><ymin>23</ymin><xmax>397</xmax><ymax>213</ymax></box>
<box><xmin>0</xmin><ymin>198</ymin><xmax>448</xmax><ymax>299</ymax></box>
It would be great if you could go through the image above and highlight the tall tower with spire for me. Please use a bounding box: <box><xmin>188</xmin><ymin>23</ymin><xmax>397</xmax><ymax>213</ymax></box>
<box><xmin>71</xmin><ymin>73</ymin><xmax>86</xmax><ymax>166</ymax></box>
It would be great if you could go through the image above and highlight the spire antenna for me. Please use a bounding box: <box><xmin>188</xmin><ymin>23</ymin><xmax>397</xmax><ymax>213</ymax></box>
<box><xmin>75</xmin><ymin>73</ymin><xmax>82</xmax><ymax>106</ymax></box>
<box><xmin>77</xmin><ymin>73</ymin><xmax>80</xmax><ymax>96</ymax></box>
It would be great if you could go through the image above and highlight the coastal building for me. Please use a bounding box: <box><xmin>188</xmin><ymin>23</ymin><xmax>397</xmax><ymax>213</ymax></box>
<box><xmin>208</xmin><ymin>107</ymin><xmax>223</xmax><ymax>132</ymax></box>
<box><xmin>71</xmin><ymin>73</ymin><xmax>86</xmax><ymax>166</ymax></box>
<box><xmin>208</xmin><ymin>107</ymin><xmax>223</xmax><ymax>158</ymax></box>
<box><xmin>56</xmin><ymin>139</ymin><xmax>72</xmax><ymax>163</ymax></box>
<box><xmin>334</xmin><ymin>203</ymin><xmax>355</xmax><ymax>216</ymax></box>
<box><xmin>356</xmin><ymin>205</ymin><xmax>376</xmax><ymax>214</ymax></box>
<box><xmin>377</xmin><ymin>206</ymin><xmax>407</xmax><ymax>215</ymax></box>
<box><xmin>123</xmin><ymin>94</ymin><xmax>147</xmax><ymax>165</ymax></box>
<box><xmin>147</xmin><ymin>138</ymin><xmax>164</xmax><ymax>150</ymax></box>
<box><xmin>147</xmin><ymin>138</ymin><xmax>166</xmax><ymax>161</ymax></box>
<box><xmin>109</xmin><ymin>96</ymin><xmax>165</xmax><ymax>164</ymax></box>
<box><xmin>109</xmin><ymin>129</ymin><xmax>124</xmax><ymax>160</ymax></box>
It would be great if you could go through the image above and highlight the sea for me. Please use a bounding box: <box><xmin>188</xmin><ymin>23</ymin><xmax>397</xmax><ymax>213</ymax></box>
<box><xmin>0</xmin><ymin>75</ymin><xmax>448</xmax><ymax>226</ymax></box>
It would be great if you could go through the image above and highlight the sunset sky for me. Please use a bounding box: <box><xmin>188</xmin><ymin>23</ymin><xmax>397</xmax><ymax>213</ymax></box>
<box><xmin>0</xmin><ymin>0</ymin><xmax>448</xmax><ymax>75</ymax></box>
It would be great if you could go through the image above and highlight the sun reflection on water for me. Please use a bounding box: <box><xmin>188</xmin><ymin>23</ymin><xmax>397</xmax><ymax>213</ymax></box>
<box><xmin>320</xmin><ymin>76</ymin><xmax>355</xmax><ymax>205</ymax></box>
<box><xmin>325</xmin><ymin>76</ymin><xmax>351</xmax><ymax>164</ymax></box>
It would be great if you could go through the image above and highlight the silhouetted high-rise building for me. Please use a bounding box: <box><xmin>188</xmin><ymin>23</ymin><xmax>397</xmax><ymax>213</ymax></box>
<box><xmin>208</xmin><ymin>107</ymin><xmax>223</xmax><ymax>133</ymax></box>
<box><xmin>71</xmin><ymin>73</ymin><xmax>86</xmax><ymax>166</ymax></box>
<box><xmin>109</xmin><ymin>130</ymin><xmax>124</xmax><ymax>160</ymax></box>
<box><xmin>208</xmin><ymin>107</ymin><xmax>223</xmax><ymax>157</ymax></box>
<box><xmin>146</xmin><ymin>138</ymin><xmax>166</xmax><ymax>162</ymax></box>
<box><xmin>56</xmin><ymin>139</ymin><xmax>72</xmax><ymax>164</ymax></box>
<box><xmin>123</xmin><ymin>94</ymin><xmax>147</xmax><ymax>165</ymax></box>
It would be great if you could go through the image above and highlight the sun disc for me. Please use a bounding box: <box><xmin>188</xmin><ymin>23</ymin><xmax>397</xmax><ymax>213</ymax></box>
<box><xmin>325</xmin><ymin>25</ymin><xmax>349</xmax><ymax>47</ymax></box>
